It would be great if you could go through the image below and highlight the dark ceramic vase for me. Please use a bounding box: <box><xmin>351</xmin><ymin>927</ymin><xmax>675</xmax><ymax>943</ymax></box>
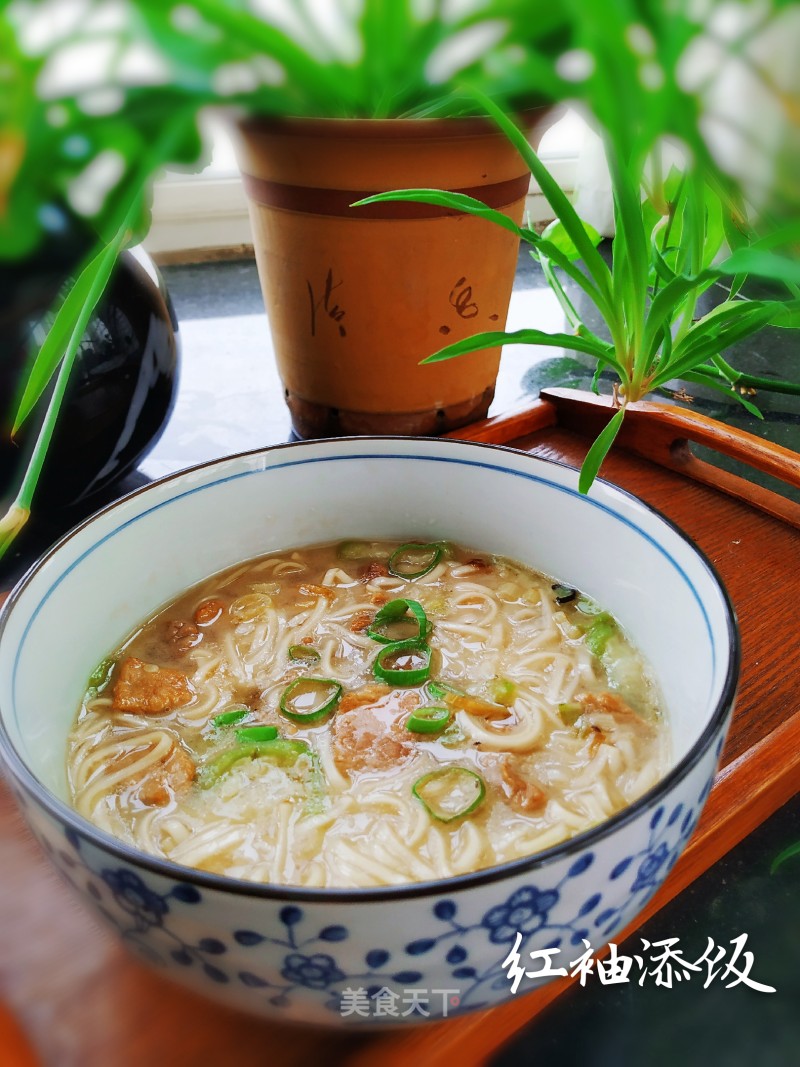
<box><xmin>0</xmin><ymin>245</ymin><xmax>180</xmax><ymax>511</ymax></box>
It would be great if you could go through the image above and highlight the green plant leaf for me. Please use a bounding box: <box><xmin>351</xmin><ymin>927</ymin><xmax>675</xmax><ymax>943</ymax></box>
<box><xmin>654</xmin><ymin>303</ymin><xmax>777</xmax><ymax>385</ymax></box>
<box><xmin>540</xmin><ymin>255</ymin><xmax>582</xmax><ymax>329</ymax></box>
<box><xmin>578</xmin><ymin>407</ymin><xmax>626</xmax><ymax>495</ymax></box>
<box><xmin>768</xmin><ymin>300</ymin><xmax>800</xmax><ymax>327</ymax></box>
<box><xmin>704</xmin><ymin>356</ymin><xmax>800</xmax><ymax>399</ymax></box>
<box><xmin>12</xmin><ymin>237</ymin><xmax>126</xmax><ymax>433</ymax></box>
<box><xmin>12</xmin><ymin>111</ymin><xmax>196</xmax><ymax>428</ymax></box>
<box><xmin>652</xmin><ymin>247</ymin><xmax>678</xmax><ymax>287</ymax></box>
<box><xmin>608</xmin><ymin>149</ymin><xmax>650</xmax><ymax>367</ymax></box>
<box><xmin>771</xmin><ymin>841</ymin><xmax>800</xmax><ymax>874</ymax></box>
<box><xmin>717</xmin><ymin>249</ymin><xmax>800</xmax><ymax>286</ymax></box>
<box><xmin>353</xmin><ymin>189</ymin><xmax>524</xmax><ymax>237</ymax></box>
<box><xmin>540</xmin><ymin>217</ymin><xmax>602</xmax><ymax>262</ymax></box>
<box><xmin>641</xmin><ymin>269</ymin><xmax>715</xmax><ymax>363</ymax></box>
<box><xmin>420</xmin><ymin>328</ymin><xmax>622</xmax><ymax>370</ymax></box>
<box><xmin>138</xmin><ymin>0</ymin><xmax>356</xmax><ymax>114</ymax></box>
<box><xmin>678</xmin><ymin>371</ymin><xmax>764</xmax><ymax>419</ymax></box>
<box><xmin>468</xmin><ymin>89</ymin><xmax>614</xmax><ymax>303</ymax></box>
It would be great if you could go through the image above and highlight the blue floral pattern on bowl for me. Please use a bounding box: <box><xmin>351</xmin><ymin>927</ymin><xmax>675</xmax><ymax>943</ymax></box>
<box><xmin>19</xmin><ymin>738</ymin><xmax>719</xmax><ymax>1025</ymax></box>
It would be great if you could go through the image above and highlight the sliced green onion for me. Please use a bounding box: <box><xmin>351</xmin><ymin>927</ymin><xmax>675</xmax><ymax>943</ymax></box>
<box><xmin>576</xmin><ymin>596</ymin><xmax>604</xmax><ymax>616</ymax></box>
<box><xmin>428</xmin><ymin>680</ymin><xmax>464</xmax><ymax>700</ymax></box>
<box><xmin>558</xmin><ymin>701</ymin><xmax>583</xmax><ymax>726</ymax></box>
<box><xmin>412</xmin><ymin>767</ymin><xmax>486</xmax><ymax>822</ymax></box>
<box><xmin>373</xmin><ymin>640</ymin><xmax>431</xmax><ymax>686</ymax></box>
<box><xmin>279</xmin><ymin>677</ymin><xmax>342</xmax><ymax>724</ymax></box>
<box><xmin>575</xmin><ymin>609</ymin><xmax>613</xmax><ymax>634</ymax></box>
<box><xmin>425</xmin><ymin>593</ymin><xmax>449</xmax><ymax>616</ymax></box>
<box><xmin>406</xmin><ymin>705</ymin><xmax>450</xmax><ymax>734</ymax></box>
<box><xmin>388</xmin><ymin>542</ymin><xmax>443</xmax><ymax>580</ymax></box>
<box><xmin>366</xmin><ymin>598</ymin><xmax>430</xmax><ymax>644</ymax></box>
<box><xmin>305</xmin><ymin>751</ymin><xmax>327</xmax><ymax>816</ymax></box>
<box><xmin>585</xmin><ymin>618</ymin><xmax>617</xmax><ymax>657</ymax></box>
<box><xmin>438</xmin><ymin>720</ymin><xmax>467</xmax><ymax>748</ymax></box>
<box><xmin>198</xmin><ymin>739</ymin><xmax>310</xmax><ymax>789</ymax></box>
<box><xmin>211</xmin><ymin>706</ymin><xmax>250</xmax><ymax>728</ymax></box>
<box><xmin>486</xmin><ymin>678</ymin><xmax>517</xmax><ymax>707</ymax></box>
<box><xmin>288</xmin><ymin>644</ymin><xmax>321</xmax><ymax>664</ymax></box>
<box><xmin>552</xmin><ymin>584</ymin><xmax>577</xmax><ymax>605</ymax></box>
<box><xmin>337</xmin><ymin>540</ymin><xmax>389</xmax><ymax>561</ymax></box>
<box><xmin>86</xmin><ymin>657</ymin><xmax>114</xmax><ymax>695</ymax></box>
<box><xmin>235</xmin><ymin>724</ymin><xmax>279</xmax><ymax>742</ymax></box>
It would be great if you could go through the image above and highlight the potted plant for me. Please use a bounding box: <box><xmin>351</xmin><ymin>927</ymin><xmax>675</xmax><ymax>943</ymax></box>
<box><xmin>232</xmin><ymin>106</ymin><xmax>554</xmax><ymax>438</ymax></box>
<box><xmin>2</xmin><ymin>0</ymin><xmax>797</xmax><ymax>561</ymax></box>
<box><xmin>137</xmin><ymin>0</ymin><xmax>572</xmax><ymax>437</ymax></box>
<box><xmin>359</xmin><ymin>2</ymin><xmax>800</xmax><ymax>490</ymax></box>
<box><xmin>0</xmin><ymin>0</ymin><xmax>570</xmax><ymax>558</ymax></box>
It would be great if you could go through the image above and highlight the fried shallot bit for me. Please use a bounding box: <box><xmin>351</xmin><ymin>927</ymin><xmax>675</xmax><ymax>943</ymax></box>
<box><xmin>481</xmin><ymin>755</ymin><xmax>546</xmax><ymax>814</ymax></box>
<box><xmin>466</xmin><ymin>557</ymin><xmax>492</xmax><ymax>572</ymax></box>
<box><xmin>500</xmin><ymin>758</ymin><xmax>547</xmax><ymax>813</ymax></box>
<box><xmin>112</xmin><ymin>657</ymin><xmax>194</xmax><ymax>715</ymax></box>
<box><xmin>349</xmin><ymin>610</ymin><xmax>374</xmax><ymax>633</ymax></box>
<box><xmin>194</xmin><ymin>598</ymin><xmax>226</xmax><ymax>627</ymax></box>
<box><xmin>586</xmin><ymin>725</ymin><xmax>606</xmax><ymax>758</ymax></box>
<box><xmin>338</xmin><ymin>683</ymin><xmax>392</xmax><ymax>715</ymax></box>
<box><xmin>578</xmin><ymin>691</ymin><xmax>655</xmax><ymax>736</ymax></box>
<box><xmin>165</xmin><ymin>619</ymin><xmax>203</xmax><ymax>654</ymax></box>
<box><xmin>576</xmin><ymin>691</ymin><xmax>656</xmax><ymax>757</ymax></box>
<box><xmin>299</xmin><ymin>583</ymin><xmax>336</xmax><ymax>601</ymax></box>
<box><xmin>137</xmin><ymin>745</ymin><xmax>196</xmax><ymax>807</ymax></box>
<box><xmin>360</xmin><ymin>561</ymin><xmax>387</xmax><ymax>583</ymax></box>
<box><xmin>331</xmin><ymin>690</ymin><xmax>419</xmax><ymax>774</ymax></box>
<box><xmin>371</xmin><ymin>592</ymin><xmax>390</xmax><ymax>606</ymax></box>
<box><xmin>445</xmin><ymin>692</ymin><xmax>506</xmax><ymax>719</ymax></box>
<box><xmin>230</xmin><ymin>684</ymin><xmax>262</xmax><ymax>710</ymax></box>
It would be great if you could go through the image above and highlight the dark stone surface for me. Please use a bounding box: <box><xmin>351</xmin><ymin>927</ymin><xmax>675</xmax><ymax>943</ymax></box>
<box><xmin>491</xmin><ymin>793</ymin><xmax>800</xmax><ymax>1067</ymax></box>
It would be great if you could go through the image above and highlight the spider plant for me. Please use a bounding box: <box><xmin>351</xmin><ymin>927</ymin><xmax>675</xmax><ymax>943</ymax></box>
<box><xmin>1</xmin><ymin>0</ymin><xmax>569</xmax><ymax>262</ymax></box>
<box><xmin>1</xmin><ymin>0</ymin><xmax>797</xmax><ymax>556</ymax></box>
<box><xmin>358</xmin><ymin>92</ymin><xmax>800</xmax><ymax>493</ymax></box>
<box><xmin>0</xmin><ymin>0</ymin><xmax>570</xmax><ymax>562</ymax></box>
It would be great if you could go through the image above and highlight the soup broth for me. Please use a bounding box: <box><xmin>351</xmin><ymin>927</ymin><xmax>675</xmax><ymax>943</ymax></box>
<box><xmin>67</xmin><ymin>540</ymin><xmax>668</xmax><ymax>888</ymax></box>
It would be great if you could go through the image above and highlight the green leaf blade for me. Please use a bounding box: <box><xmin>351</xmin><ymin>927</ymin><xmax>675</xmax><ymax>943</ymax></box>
<box><xmin>353</xmin><ymin>189</ymin><xmax>523</xmax><ymax>238</ymax></box>
<box><xmin>772</xmin><ymin>841</ymin><xmax>800</xmax><ymax>874</ymax></box>
<box><xmin>12</xmin><ymin>241</ymin><xmax>122</xmax><ymax>432</ymax></box>
<box><xmin>541</xmin><ymin>217</ymin><xmax>602</xmax><ymax>262</ymax></box>
<box><xmin>578</xmin><ymin>407</ymin><xmax>626</xmax><ymax>495</ymax></box>
<box><xmin>420</xmin><ymin>328</ymin><xmax>621</xmax><ymax>368</ymax></box>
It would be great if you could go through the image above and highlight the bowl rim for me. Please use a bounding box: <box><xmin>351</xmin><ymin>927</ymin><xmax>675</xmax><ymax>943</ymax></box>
<box><xmin>0</xmin><ymin>435</ymin><xmax>740</xmax><ymax>902</ymax></box>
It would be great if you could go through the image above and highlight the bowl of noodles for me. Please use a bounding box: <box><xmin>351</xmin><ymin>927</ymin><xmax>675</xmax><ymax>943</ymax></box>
<box><xmin>0</xmin><ymin>437</ymin><xmax>737</xmax><ymax>1025</ymax></box>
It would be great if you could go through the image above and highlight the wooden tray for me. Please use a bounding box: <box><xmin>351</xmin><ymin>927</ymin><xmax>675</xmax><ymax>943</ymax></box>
<box><xmin>2</xmin><ymin>391</ymin><xmax>799</xmax><ymax>1067</ymax></box>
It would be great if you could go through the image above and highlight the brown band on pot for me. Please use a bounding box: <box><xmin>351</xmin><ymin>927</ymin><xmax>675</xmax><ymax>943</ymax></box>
<box><xmin>240</xmin><ymin>174</ymin><xmax>531</xmax><ymax>219</ymax></box>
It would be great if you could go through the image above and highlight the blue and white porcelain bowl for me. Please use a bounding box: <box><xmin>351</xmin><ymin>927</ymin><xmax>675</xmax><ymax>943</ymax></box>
<box><xmin>0</xmin><ymin>437</ymin><xmax>738</xmax><ymax>1025</ymax></box>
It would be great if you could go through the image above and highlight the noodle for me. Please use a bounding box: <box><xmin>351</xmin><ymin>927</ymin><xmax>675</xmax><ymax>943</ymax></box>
<box><xmin>66</xmin><ymin>539</ymin><xmax>668</xmax><ymax>889</ymax></box>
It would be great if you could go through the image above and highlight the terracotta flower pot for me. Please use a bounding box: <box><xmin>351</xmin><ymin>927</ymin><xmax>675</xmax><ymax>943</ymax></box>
<box><xmin>234</xmin><ymin>112</ymin><xmax>552</xmax><ymax>438</ymax></box>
